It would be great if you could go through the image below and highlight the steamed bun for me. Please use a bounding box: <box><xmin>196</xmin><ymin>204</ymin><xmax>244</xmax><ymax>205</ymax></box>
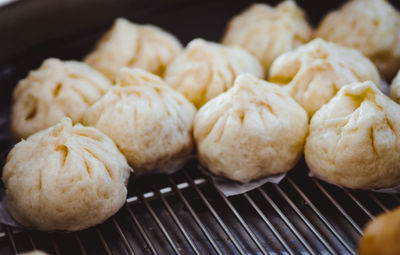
<box><xmin>2</xmin><ymin>118</ymin><xmax>132</xmax><ymax>231</ymax></box>
<box><xmin>194</xmin><ymin>74</ymin><xmax>308</xmax><ymax>183</ymax></box>
<box><xmin>164</xmin><ymin>38</ymin><xmax>264</xmax><ymax>108</ymax></box>
<box><xmin>315</xmin><ymin>0</ymin><xmax>400</xmax><ymax>79</ymax></box>
<box><xmin>390</xmin><ymin>70</ymin><xmax>400</xmax><ymax>103</ymax></box>
<box><xmin>222</xmin><ymin>0</ymin><xmax>312</xmax><ymax>71</ymax></box>
<box><xmin>82</xmin><ymin>68</ymin><xmax>196</xmax><ymax>173</ymax></box>
<box><xmin>85</xmin><ymin>18</ymin><xmax>182</xmax><ymax>81</ymax></box>
<box><xmin>358</xmin><ymin>206</ymin><xmax>400</xmax><ymax>255</ymax></box>
<box><xmin>305</xmin><ymin>81</ymin><xmax>400</xmax><ymax>189</ymax></box>
<box><xmin>269</xmin><ymin>38</ymin><xmax>380</xmax><ymax>116</ymax></box>
<box><xmin>11</xmin><ymin>58</ymin><xmax>112</xmax><ymax>140</ymax></box>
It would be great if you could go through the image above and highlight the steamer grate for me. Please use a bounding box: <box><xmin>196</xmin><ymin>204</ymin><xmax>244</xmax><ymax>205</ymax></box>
<box><xmin>1</xmin><ymin>0</ymin><xmax>400</xmax><ymax>254</ymax></box>
<box><xmin>0</xmin><ymin>161</ymin><xmax>399</xmax><ymax>254</ymax></box>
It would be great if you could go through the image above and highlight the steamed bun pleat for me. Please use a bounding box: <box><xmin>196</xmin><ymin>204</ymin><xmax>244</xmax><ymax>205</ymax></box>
<box><xmin>305</xmin><ymin>81</ymin><xmax>400</xmax><ymax>189</ymax></box>
<box><xmin>164</xmin><ymin>39</ymin><xmax>264</xmax><ymax>108</ymax></box>
<box><xmin>11</xmin><ymin>58</ymin><xmax>112</xmax><ymax>140</ymax></box>
<box><xmin>83</xmin><ymin>68</ymin><xmax>196</xmax><ymax>173</ymax></box>
<box><xmin>85</xmin><ymin>18</ymin><xmax>182</xmax><ymax>81</ymax></box>
<box><xmin>315</xmin><ymin>0</ymin><xmax>400</xmax><ymax>79</ymax></box>
<box><xmin>269</xmin><ymin>39</ymin><xmax>380</xmax><ymax>116</ymax></box>
<box><xmin>222</xmin><ymin>0</ymin><xmax>312</xmax><ymax>71</ymax></box>
<box><xmin>2</xmin><ymin>118</ymin><xmax>132</xmax><ymax>231</ymax></box>
<box><xmin>194</xmin><ymin>74</ymin><xmax>308</xmax><ymax>183</ymax></box>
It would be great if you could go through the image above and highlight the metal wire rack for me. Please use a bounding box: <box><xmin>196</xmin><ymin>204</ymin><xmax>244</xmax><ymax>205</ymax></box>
<box><xmin>1</xmin><ymin>0</ymin><xmax>400</xmax><ymax>254</ymax></box>
<box><xmin>0</xmin><ymin>160</ymin><xmax>398</xmax><ymax>255</ymax></box>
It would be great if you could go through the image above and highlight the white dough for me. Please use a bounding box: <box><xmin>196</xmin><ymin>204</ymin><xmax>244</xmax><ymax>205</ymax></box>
<box><xmin>2</xmin><ymin>118</ymin><xmax>132</xmax><ymax>231</ymax></box>
<box><xmin>164</xmin><ymin>38</ymin><xmax>264</xmax><ymax>108</ymax></box>
<box><xmin>194</xmin><ymin>74</ymin><xmax>308</xmax><ymax>183</ymax></box>
<box><xmin>11</xmin><ymin>58</ymin><xmax>112</xmax><ymax>140</ymax></box>
<box><xmin>82</xmin><ymin>68</ymin><xmax>196</xmax><ymax>173</ymax></box>
<box><xmin>85</xmin><ymin>18</ymin><xmax>182</xmax><ymax>81</ymax></box>
<box><xmin>222</xmin><ymin>0</ymin><xmax>312</xmax><ymax>71</ymax></box>
<box><xmin>269</xmin><ymin>38</ymin><xmax>380</xmax><ymax>116</ymax></box>
<box><xmin>315</xmin><ymin>0</ymin><xmax>400</xmax><ymax>79</ymax></box>
<box><xmin>305</xmin><ymin>81</ymin><xmax>400</xmax><ymax>189</ymax></box>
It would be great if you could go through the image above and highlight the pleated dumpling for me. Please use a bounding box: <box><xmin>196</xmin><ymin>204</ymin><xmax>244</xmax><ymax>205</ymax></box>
<box><xmin>2</xmin><ymin>118</ymin><xmax>132</xmax><ymax>231</ymax></box>
<box><xmin>85</xmin><ymin>18</ymin><xmax>182</xmax><ymax>81</ymax></box>
<box><xmin>269</xmin><ymin>38</ymin><xmax>380</xmax><ymax>116</ymax></box>
<box><xmin>305</xmin><ymin>81</ymin><xmax>400</xmax><ymax>189</ymax></box>
<box><xmin>163</xmin><ymin>38</ymin><xmax>264</xmax><ymax>108</ymax></box>
<box><xmin>222</xmin><ymin>0</ymin><xmax>312</xmax><ymax>71</ymax></box>
<box><xmin>11</xmin><ymin>58</ymin><xmax>112</xmax><ymax>140</ymax></box>
<box><xmin>315</xmin><ymin>0</ymin><xmax>400</xmax><ymax>79</ymax></box>
<box><xmin>390</xmin><ymin>70</ymin><xmax>400</xmax><ymax>103</ymax></box>
<box><xmin>82</xmin><ymin>68</ymin><xmax>196</xmax><ymax>173</ymax></box>
<box><xmin>194</xmin><ymin>74</ymin><xmax>308</xmax><ymax>183</ymax></box>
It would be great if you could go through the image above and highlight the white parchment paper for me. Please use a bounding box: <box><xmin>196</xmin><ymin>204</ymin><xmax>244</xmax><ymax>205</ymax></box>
<box><xmin>198</xmin><ymin>165</ymin><xmax>285</xmax><ymax>197</ymax></box>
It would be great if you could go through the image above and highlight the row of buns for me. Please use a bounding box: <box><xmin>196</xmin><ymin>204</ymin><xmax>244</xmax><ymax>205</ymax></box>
<box><xmin>12</xmin><ymin>0</ymin><xmax>400</xmax><ymax>140</ymax></box>
<box><xmin>3</xmin><ymin>0</ymin><xmax>400</xmax><ymax>231</ymax></box>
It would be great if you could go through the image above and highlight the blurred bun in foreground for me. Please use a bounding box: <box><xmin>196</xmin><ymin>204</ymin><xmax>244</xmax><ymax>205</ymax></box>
<box><xmin>359</xmin><ymin>206</ymin><xmax>400</xmax><ymax>255</ymax></box>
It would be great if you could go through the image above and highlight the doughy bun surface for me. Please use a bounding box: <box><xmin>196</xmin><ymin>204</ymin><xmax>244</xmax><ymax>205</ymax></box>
<box><xmin>164</xmin><ymin>38</ymin><xmax>264</xmax><ymax>108</ymax></box>
<box><xmin>85</xmin><ymin>18</ymin><xmax>182</xmax><ymax>81</ymax></box>
<box><xmin>222</xmin><ymin>0</ymin><xmax>312</xmax><ymax>71</ymax></box>
<box><xmin>305</xmin><ymin>81</ymin><xmax>400</xmax><ymax>189</ymax></box>
<box><xmin>269</xmin><ymin>38</ymin><xmax>380</xmax><ymax>116</ymax></box>
<box><xmin>194</xmin><ymin>74</ymin><xmax>308</xmax><ymax>183</ymax></box>
<box><xmin>315</xmin><ymin>0</ymin><xmax>400</xmax><ymax>79</ymax></box>
<box><xmin>359</xmin><ymin>206</ymin><xmax>400</xmax><ymax>255</ymax></box>
<box><xmin>3</xmin><ymin>118</ymin><xmax>132</xmax><ymax>231</ymax></box>
<box><xmin>11</xmin><ymin>58</ymin><xmax>112</xmax><ymax>140</ymax></box>
<box><xmin>83</xmin><ymin>68</ymin><xmax>196</xmax><ymax>173</ymax></box>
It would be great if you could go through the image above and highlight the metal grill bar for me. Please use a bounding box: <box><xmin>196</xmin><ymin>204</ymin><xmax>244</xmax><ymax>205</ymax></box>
<box><xmin>183</xmin><ymin>170</ymin><xmax>246</xmax><ymax>255</ymax></box>
<box><xmin>137</xmin><ymin>193</ymin><xmax>181</xmax><ymax>254</ymax></box>
<box><xmin>257</xmin><ymin>187</ymin><xmax>316</xmax><ymax>255</ymax></box>
<box><xmin>125</xmin><ymin>204</ymin><xmax>158</xmax><ymax>255</ymax></box>
<box><xmin>287</xmin><ymin>177</ymin><xmax>355</xmax><ymax>254</ymax></box>
<box><xmin>274</xmin><ymin>184</ymin><xmax>336</xmax><ymax>254</ymax></box>
<box><xmin>208</xmin><ymin>180</ymin><xmax>269</xmax><ymax>255</ymax></box>
<box><xmin>95</xmin><ymin>227</ymin><xmax>112</xmax><ymax>255</ymax></box>
<box><xmin>392</xmin><ymin>195</ymin><xmax>400</xmax><ymax>204</ymax></box>
<box><xmin>168</xmin><ymin>177</ymin><xmax>223</xmax><ymax>255</ymax></box>
<box><xmin>25</xmin><ymin>232</ymin><xmax>36</xmax><ymax>250</ymax></box>
<box><xmin>112</xmin><ymin>217</ymin><xmax>135</xmax><ymax>255</ymax></box>
<box><xmin>369</xmin><ymin>194</ymin><xmax>388</xmax><ymax>212</ymax></box>
<box><xmin>242</xmin><ymin>193</ymin><xmax>295</xmax><ymax>255</ymax></box>
<box><xmin>51</xmin><ymin>237</ymin><xmax>62</xmax><ymax>255</ymax></box>
<box><xmin>74</xmin><ymin>232</ymin><xmax>88</xmax><ymax>255</ymax></box>
<box><xmin>2</xmin><ymin>169</ymin><xmax>398</xmax><ymax>254</ymax></box>
<box><xmin>153</xmin><ymin>186</ymin><xmax>200</xmax><ymax>255</ymax></box>
<box><xmin>4</xmin><ymin>225</ymin><xmax>16</xmax><ymax>254</ymax></box>
<box><xmin>312</xmin><ymin>179</ymin><xmax>363</xmax><ymax>234</ymax></box>
<box><xmin>342</xmin><ymin>190</ymin><xmax>374</xmax><ymax>219</ymax></box>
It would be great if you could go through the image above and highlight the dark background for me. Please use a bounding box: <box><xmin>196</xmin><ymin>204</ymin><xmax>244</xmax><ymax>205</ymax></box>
<box><xmin>5</xmin><ymin>0</ymin><xmax>398</xmax><ymax>64</ymax></box>
<box><xmin>1</xmin><ymin>0</ymin><xmax>399</xmax><ymax>96</ymax></box>
<box><xmin>0</xmin><ymin>0</ymin><xmax>399</xmax><ymax>166</ymax></box>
